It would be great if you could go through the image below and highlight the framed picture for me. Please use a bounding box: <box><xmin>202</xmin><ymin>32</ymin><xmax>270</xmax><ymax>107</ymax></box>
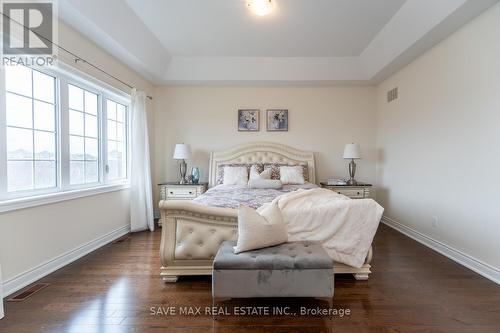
<box><xmin>238</xmin><ymin>109</ymin><xmax>260</xmax><ymax>131</ymax></box>
<box><xmin>267</xmin><ymin>109</ymin><xmax>288</xmax><ymax>131</ymax></box>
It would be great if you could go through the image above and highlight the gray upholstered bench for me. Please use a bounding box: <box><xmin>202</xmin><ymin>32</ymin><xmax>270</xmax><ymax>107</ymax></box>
<box><xmin>212</xmin><ymin>241</ymin><xmax>334</xmax><ymax>300</ymax></box>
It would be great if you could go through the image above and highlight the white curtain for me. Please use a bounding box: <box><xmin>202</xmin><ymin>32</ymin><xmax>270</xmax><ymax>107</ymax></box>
<box><xmin>130</xmin><ymin>89</ymin><xmax>154</xmax><ymax>232</ymax></box>
<box><xmin>1</xmin><ymin>264</ymin><xmax>4</xmax><ymax>319</ymax></box>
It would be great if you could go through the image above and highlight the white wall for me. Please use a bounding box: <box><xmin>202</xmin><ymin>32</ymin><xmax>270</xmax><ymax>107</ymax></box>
<box><xmin>0</xmin><ymin>21</ymin><xmax>155</xmax><ymax>293</ymax></box>
<box><xmin>0</xmin><ymin>191</ymin><xmax>130</xmax><ymax>282</ymax></box>
<box><xmin>376</xmin><ymin>4</ymin><xmax>500</xmax><ymax>270</ymax></box>
<box><xmin>153</xmin><ymin>85</ymin><xmax>377</xmax><ymax>204</ymax></box>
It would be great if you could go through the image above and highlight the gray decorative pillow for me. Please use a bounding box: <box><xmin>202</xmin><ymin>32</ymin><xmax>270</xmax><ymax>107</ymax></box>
<box><xmin>263</xmin><ymin>163</ymin><xmax>309</xmax><ymax>182</ymax></box>
<box><xmin>217</xmin><ymin>163</ymin><xmax>264</xmax><ymax>185</ymax></box>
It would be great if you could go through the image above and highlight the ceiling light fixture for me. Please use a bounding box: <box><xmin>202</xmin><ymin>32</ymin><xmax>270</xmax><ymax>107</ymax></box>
<box><xmin>247</xmin><ymin>0</ymin><xmax>274</xmax><ymax>16</ymax></box>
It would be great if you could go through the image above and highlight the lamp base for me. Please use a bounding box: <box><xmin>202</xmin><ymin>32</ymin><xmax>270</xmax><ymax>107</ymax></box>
<box><xmin>179</xmin><ymin>160</ymin><xmax>187</xmax><ymax>184</ymax></box>
<box><xmin>346</xmin><ymin>179</ymin><xmax>358</xmax><ymax>186</ymax></box>
<box><xmin>347</xmin><ymin>159</ymin><xmax>358</xmax><ymax>186</ymax></box>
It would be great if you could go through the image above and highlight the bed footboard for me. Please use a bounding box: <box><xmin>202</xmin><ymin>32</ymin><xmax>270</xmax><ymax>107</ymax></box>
<box><xmin>159</xmin><ymin>200</ymin><xmax>238</xmax><ymax>282</ymax></box>
<box><xmin>159</xmin><ymin>200</ymin><xmax>374</xmax><ymax>282</ymax></box>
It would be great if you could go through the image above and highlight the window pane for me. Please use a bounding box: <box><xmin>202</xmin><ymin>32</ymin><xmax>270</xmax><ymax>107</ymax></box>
<box><xmin>106</xmin><ymin>100</ymin><xmax>127</xmax><ymax>181</ymax></box>
<box><xmin>7</xmin><ymin>127</ymin><xmax>33</xmax><ymax>159</ymax></box>
<box><xmin>84</xmin><ymin>114</ymin><xmax>98</xmax><ymax>138</ymax></box>
<box><xmin>34</xmin><ymin>100</ymin><xmax>55</xmax><ymax>131</ymax></box>
<box><xmin>7</xmin><ymin>160</ymin><xmax>33</xmax><ymax>191</ymax></box>
<box><xmin>34</xmin><ymin>161</ymin><xmax>56</xmax><ymax>189</ymax></box>
<box><xmin>33</xmin><ymin>70</ymin><xmax>55</xmax><ymax>103</ymax></box>
<box><xmin>34</xmin><ymin>131</ymin><xmax>55</xmax><ymax>160</ymax></box>
<box><xmin>116</xmin><ymin>104</ymin><xmax>125</xmax><ymax>122</ymax></box>
<box><xmin>84</xmin><ymin>91</ymin><xmax>98</xmax><ymax>115</ymax></box>
<box><xmin>70</xmin><ymin>135</ymin><xmax>84</xmax><ymax>160</ymax></box>
<box><xmin>107</xmin><ymin>141</ymin><xmax>117</xmax><ymax>160</ymax></box>
<box><xmin>107</xmin><ymin>100</ymin><xmax>116</xmax><ymax>120</ymax></box>
<box><xmin>67</xmin><ymin>86</ymin><xmax>102</xmax><ymax>185</ymax></box>
<box><xmin>4</xmin><ymin>65</ymin><xmax>59</xmax><ymax>193</ymax></box>
<box><xmin>68</xmin><ymin>85</ymin><xmax>84</xmax><ymax>111</ymax></box>
<box><xmin>108</xmin><ymin>159</ymin><xmax>118</xmax><ymax>180</ymax></box>
<box><xmin>69</xmin><ymin>110</ymin><xmax>84</xmax><ymax>135</ymax></box>
<box><xmin>116</xmin><ymin>142</ymin><xmax>125</xmax><ymax>161</ymax></box>
<box><xmin>85</xmin><ymin>161</ymin><xmax>98</xmax><ymax>183</ymax></box>
<box><xmin>116</xmin><ymin>123</ymin><xmax>124</xmax><ymax>141</ymax></box>
<box><xmin>108</xmin><ymin>141</ymin><xmax>125</xmax><ymax>180</ymax></box>
<box><xmin>85</xmin><ymin>138</ymin><xmax>98</xmax><ymax>160</ymax></box>
<box><xmin>6</xmin><ymin>92</ymin><xmax>32</xmax><ymax>128</ymax></box>
<box><xmin>5</xmin><ymin>65</ymin><xmax>32</xmax><ymax>97</ymax></box>
<box><xmin>107</xmin><ymin>120</ymin><xmax>116</xmax><ymax>140</ymax></box>
<box><xmin>70</xmin><ymin>161</ymin><xmax>84</xmax><ymax>185</ymax></box>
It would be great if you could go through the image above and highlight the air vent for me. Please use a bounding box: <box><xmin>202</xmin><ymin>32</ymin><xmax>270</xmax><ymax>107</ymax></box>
<box><xmin>7</xmin><ymin>283</ymin><xmax>50</xmax><ymax>302</ymax></box>
<box><xmin>387</xmin><ymin>87</ymin><xmax>398</xmax><ymax>103</ymax></box>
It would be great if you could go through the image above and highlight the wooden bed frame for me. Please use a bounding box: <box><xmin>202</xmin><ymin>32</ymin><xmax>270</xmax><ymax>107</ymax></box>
<box><xmin>159</xmin><ymin>142</ymin><xmax>373</xmax><ymax>282</ymax></box>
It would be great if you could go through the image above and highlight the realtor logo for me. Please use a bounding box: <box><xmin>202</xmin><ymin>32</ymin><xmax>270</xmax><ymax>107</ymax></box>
<box><xmin>1</xmin><ymin>0</ymin><xmax>57</xmax><ymax>66</ymax></box>
<box><xmin>2</xmin><ymin>1</ymin><xmax>53</xmax><ymax>54</ymax></box>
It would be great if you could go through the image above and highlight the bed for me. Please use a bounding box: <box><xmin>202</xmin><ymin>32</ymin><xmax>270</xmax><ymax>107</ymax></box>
<box><xmin>159</xmin><ymin>142</ymin><xmax>374</xmax><ymax>282</ymax></box>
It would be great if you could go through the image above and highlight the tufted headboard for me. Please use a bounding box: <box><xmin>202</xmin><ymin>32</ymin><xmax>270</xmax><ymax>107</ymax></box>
<box><xmin>208</xmin><ymin>142</ymin><xmax>316</xmax><ymax>187</ymax></box>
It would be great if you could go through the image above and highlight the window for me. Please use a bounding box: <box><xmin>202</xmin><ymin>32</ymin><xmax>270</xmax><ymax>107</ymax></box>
<box><xmin>106</xmin><ymin>100</ymin><xmax>127</xmax><ymax>180</ymax></box>
<box><xmin>0</xmin><ymin>64</ymin><xmax>130</xmax><ymax>203</ymax></box>
<box><xmin>5</xmin><ymin>66</ymin><xmax>57</xmax><ymax>192</ymax></box>
<box><xmin>68</xmin><ymin>84</ymin><xmax>99</xmax><ymax>185</ymax></box>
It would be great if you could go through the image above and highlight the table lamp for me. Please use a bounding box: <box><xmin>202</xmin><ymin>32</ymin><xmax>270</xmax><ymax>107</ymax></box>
<box><xmin>343</xmin><ymin>143</ymin><xmax>361</xmax><ymax>186</ymax></box>
<box><xmin>173</xmin><ymin>143</ymin><xmax>191</xmax><ymax>184</ymax></box>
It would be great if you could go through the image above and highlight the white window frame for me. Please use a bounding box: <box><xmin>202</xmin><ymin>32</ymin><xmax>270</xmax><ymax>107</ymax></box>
<box><xmin>0</xmin><ymin>63</ymin><xmax>131</xmax><ymax>212</ymax></box>
<box><xmin>1</xmin><ymin>66</ymin><xmax>59</xmax><ymax>198</ymax></box>
<box><xmin>104</xmin><ymin>98</ymin><xmax>130</xmax><ymax>183</ymax></box>
<box><xmin>65</xmin><ymin>80</ymin><xmax>103</xmax><ymax>188</ymax></box>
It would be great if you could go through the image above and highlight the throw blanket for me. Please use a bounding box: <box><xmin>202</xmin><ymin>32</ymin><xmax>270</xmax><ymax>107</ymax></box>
<box><xmin>257</xmin><ymin>188</ymin><xmax>384</xmax><ymax>268</ymax></box>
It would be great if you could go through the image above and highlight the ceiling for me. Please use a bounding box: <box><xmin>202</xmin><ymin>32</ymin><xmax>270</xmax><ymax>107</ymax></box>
<box><xmin>57</xmin><ymin>0</ymin><xmax>499</xmax><ymax>85</ymax></box>
<box><xmin>125</xmin><ymin>0</ymin><xmax>406</xmax><ymax>57</ymax></box>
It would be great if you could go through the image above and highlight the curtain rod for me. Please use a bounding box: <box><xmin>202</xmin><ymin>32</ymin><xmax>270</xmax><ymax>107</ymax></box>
<box><xmin>1</xmin><ymin>11</ymin><xmax>153</xmax><ymax>100</ymax></box>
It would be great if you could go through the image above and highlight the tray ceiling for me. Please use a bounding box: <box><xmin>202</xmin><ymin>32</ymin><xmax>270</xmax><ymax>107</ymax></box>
<box><xmin>58</xmin><ymin>0</ymin><xmax>499</xmax><ymax>85</ymax></box>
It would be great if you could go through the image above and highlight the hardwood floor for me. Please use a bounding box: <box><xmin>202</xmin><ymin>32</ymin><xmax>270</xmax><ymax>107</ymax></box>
<box><xmin>1</xmin><ymin>224</ymin><xmax>499</xmax><ymax>332</ymax></box>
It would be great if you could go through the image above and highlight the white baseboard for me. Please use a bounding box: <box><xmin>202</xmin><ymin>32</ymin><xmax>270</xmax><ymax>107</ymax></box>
<box><xmin>382</xmin><ymin>216</ymin><xmax>500</xmax><ymax>285</ymax></box>
<box><xmin>2</xmin><ymin>225</ymin><xmax>131</xmax><ymax>297</ymax></box>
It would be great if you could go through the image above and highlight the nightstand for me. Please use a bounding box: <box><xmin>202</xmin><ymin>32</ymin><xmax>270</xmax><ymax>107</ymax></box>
<box><xmin>157</xmin><ymin>182</ymin><xmax>208</xmax><ymax>226</ymax></box>
<box><xmin>320</xmin><ymin>182</ymin><xmax>372</xmax><ymax>199</ymax></box>
<box><xmin>158</xmin><ymin>182</ymin><xmax>208</xmax><ymax>201</ymax></box>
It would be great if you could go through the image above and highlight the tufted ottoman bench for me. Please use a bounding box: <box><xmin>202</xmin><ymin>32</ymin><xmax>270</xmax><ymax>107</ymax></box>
<box><xmin>212</xmin><ymin>241</ymin><xmax>334</xmax><ymax>300</ymax></box>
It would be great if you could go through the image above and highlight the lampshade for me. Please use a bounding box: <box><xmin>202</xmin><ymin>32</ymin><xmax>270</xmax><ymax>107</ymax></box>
<box><xmin>343</xmin><ymin>143</ymin><xmax>361</xmax><ymax>159</ymax></box>
<box><xmin>173</xmin><ymin>144</ymin><xmax>191</xmax><ymax>160</ymax></box>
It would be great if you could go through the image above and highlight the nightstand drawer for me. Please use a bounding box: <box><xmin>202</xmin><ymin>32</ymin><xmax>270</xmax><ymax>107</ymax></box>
<box><xmin>320</xmin><ymin>182</ymin><xmax>372</xmax><ymax>199</ymax></box>
<box><xmin>166</xmin><ymin>187</ymin><xmax>198</xmax><ymax>199</ymax></box>
<box><xmin>334</xmin><ymin>189</ymin><xmax>365</xmax><ymax>198</ymax></box>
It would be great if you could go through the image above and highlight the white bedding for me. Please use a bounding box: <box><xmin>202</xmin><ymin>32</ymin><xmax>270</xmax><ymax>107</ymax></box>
<box><xmin>257</xmin><ymin>188</ymin><xmax>384</xmax><ymax>268</ymax></box>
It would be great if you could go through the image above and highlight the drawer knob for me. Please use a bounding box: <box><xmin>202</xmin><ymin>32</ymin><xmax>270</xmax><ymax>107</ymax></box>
<box><xmin>170</xmin><ymin>191</ymin><xmax>173</xmax><ymax>194</ymax></box>
<box><xmin>189</xmin><ymin>192</ymin><xmax>193</xmax><ymax>194</ymax></box>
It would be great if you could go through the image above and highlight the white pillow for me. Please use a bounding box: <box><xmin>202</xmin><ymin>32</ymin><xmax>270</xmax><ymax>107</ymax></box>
<box><xmin>280</xmin><ymin>166</ymin><xmax>305</xmax><ymax>185</ymax></box>
<box><xmin>223</xmin><ymin>166</ymin><xmax>248</xmax><ymax>185</ymax></box>
<box><xmin>249</xmin><ymin>165</ymin><xmax>272</xmax><ymax>180</ymax></box>
<box><xmin>234</xmin><ymin>203</ymin><xmax>288</xmax><ymax>253</ymax></box>
<box><xmin>248</xmin><ymin>179</ymin><xmax>283</xmax><ymax>189</ymax></box>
